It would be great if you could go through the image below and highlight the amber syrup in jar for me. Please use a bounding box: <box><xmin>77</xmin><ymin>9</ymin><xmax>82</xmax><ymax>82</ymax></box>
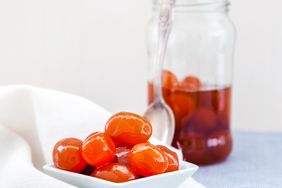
<box><xmin>148</xmin><ymin>71</ymin><xmax>232</xmax><ymax>165</ymax></box>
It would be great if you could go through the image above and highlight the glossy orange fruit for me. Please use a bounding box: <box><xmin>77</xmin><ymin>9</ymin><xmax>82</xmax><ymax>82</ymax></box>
<box><xmin>128</xmin><ymin>142</ymin><xmax>168</xmax><ymax>177</ymax></box>
<box><xmin>157</xmin><ymin>145</ymin><xmax>179</xmax><ymax>172</ymax></box>
<box><xmin>181</xmin><ymin>76</ymin><xmax>201</xmax><ymax>91</ymax></box>
<box><xmin>105</xmin><ymin>112</ymin><xmax>152</xmax><ymax>146</ymax></box>
<box><xmin>82</xmin><ymin>132</ymin><xmax>116</xmax><ymax>167</ymax></box>
<box><xmin>92</xmin><ymin>163</ymin><xmax>137</xmax><ymax>183</ymax></box>
<box><xmin>52</xmin><ymin>138</ymin><xmax>87</xmax><ymax>173</ymax></box>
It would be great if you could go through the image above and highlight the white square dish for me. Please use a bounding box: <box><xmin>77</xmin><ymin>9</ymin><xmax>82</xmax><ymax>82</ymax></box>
<box><xmin>43</xmin><ymin>138</ymin><xmax>198</xmax><ymax>188</ymax></box>
<box><xmin>43</xmin><ymin>161</ymin><xmax>198</xmax><ymax>188</ymax></box>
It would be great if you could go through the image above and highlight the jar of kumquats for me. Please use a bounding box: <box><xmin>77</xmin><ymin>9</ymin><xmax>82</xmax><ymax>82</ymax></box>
<box><xmin>147</xmin><ymin>0</ymin><xmax>236</xmax><ymax>165</ymax></box>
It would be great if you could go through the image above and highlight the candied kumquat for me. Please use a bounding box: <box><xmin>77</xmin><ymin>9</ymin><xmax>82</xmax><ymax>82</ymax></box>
<box><xmin>82</xmin><ymin>132</ymin><xmax>116</xmax><ymax>167</ymax></box>
<box><xmin>181</xmin><ymin>76</ymin><xmax>201</xmax><ymax>91</ymax></box>
<box><xmin>157</xmin><ymin>145</ymin><xmax>179</xmax><ymax>172</ymax></box>
<box><xmin>128</xmin><ymin>142</ymin><xmax>168</xmax><ymax>177</ymax></box>
<box><xmin>92</xmin><ymin>163</ymin><xmax>137</xmax><ymax>183</ymax></box>
<box><xmin>105</xmin><ymin>112</ymin><xmax>152</xmax><ymax>146</ymax></box>
<box><xmin>52</xmin><ymin>138</ymin><xmax>87</xmax><ymax>173</ymax></box>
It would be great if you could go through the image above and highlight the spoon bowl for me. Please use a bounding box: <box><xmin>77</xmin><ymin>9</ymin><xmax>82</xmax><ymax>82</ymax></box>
<box><xmin>144</xmin><ymin>100</ymin><xmax>175</xmax><ymax>145</ymax></box>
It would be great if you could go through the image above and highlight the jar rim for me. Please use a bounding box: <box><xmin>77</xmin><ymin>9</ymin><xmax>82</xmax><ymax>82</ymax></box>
<box><xmin>153</xmin><ymin>0</ymin><xmax>229</xmax><ymax>6</ymax></box>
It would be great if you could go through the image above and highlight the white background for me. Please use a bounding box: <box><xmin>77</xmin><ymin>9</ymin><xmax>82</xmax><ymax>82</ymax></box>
<box><xmin>0</xmin><ymin>0</ymin><xmax>281</xmax><ymax>132</ymax></box>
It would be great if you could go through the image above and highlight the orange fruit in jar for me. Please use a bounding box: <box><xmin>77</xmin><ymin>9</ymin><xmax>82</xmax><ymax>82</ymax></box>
<box><xmin>92</xmin><ymin>163</ymin><xmax>137</xmax><ymax>183</ymax></box>
<box><xmin>157</xmin><ymin>145</ymin><xmax>179</xmax><ymax>172</ymax></box>
<box><xmin>128</xmin><ymin>142</ymin><xmax>168</xmax><ymax>177</ymax></box>
<box><xmin>148</xmin><ymin>82</ymin><xmax>155</xmax><ymax>104</ymax></box>
<box><xmin>178</xmin><ymin>131</ymin><xmax>208</xmax><ymax>164</ymax></box>
<box><xmin>148</xmin><ymin>83</ymin><xmax>173</xmax><ymax>105</ymax></box>
<box><xmin>166</xmin><ymin>93</ymin><xmax>196</xmax><ymax>128</ymax></box>
<box><xmin>52</xmin><ymin>138</ymin><xmax>87</xmax><ymax>173</ymax></box>
<box><xmin>162</xmin><ymin>70</ymin><xmax>179</xmax><ymax>89</ymax></box>
<box><xmin>188</xmin><ymin>107</ymin><xmax>218</xmax><ymax>131</ymax></box>
<box><xmin>105</xmin><ymin>112</ymin><xmax>152</xmax><ymax>146</ymax></box>
<box><xmin>148</xmin><ymin>70</ymin><xmax>179</xmax><ymax>104</ymax></box>
<box><xmin>181</xmin><ymin>76</ymin><xmax>201</xmax><ymax>91</ymax></box>
<box><xmin>82</xmin><ymin>132</ymin><xmax>116</xmax><ymax>167</ymax></box>
<box><xmin>217</xmin><ymin>87</ymin><xmax>232</xmax><ymax>122</ymax></box>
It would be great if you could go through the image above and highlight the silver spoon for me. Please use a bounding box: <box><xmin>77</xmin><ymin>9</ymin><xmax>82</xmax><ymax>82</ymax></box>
<box><xmin>144</xmin><ymin>0</ymin><xmax>175</xmax><ymax>145</ymax></box>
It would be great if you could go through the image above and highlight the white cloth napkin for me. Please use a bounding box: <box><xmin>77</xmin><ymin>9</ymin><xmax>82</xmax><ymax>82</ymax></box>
<box><xmin>0</xmin><ymin>85</ymin><xmax>205</xmax><ymax>188</ymax></box>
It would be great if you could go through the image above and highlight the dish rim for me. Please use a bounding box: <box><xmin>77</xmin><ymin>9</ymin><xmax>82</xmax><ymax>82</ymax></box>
<box><xmin>43</xmin><ymin>161</ymin><xmax>198</xmax><ymax>187</ymax></box>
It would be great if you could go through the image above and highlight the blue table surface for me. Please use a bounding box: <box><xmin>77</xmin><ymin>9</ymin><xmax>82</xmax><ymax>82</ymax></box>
<box><xmin>193</xmin><ymin>131</ymin><xmax>282</xmax><ymax>188</ymax></box>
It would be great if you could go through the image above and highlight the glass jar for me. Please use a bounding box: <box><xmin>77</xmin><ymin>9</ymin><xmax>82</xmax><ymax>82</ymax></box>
<box><xmin>147</xmin><ymin>0</ymin><xmax>236</xmax><ymax>165</ymax></box>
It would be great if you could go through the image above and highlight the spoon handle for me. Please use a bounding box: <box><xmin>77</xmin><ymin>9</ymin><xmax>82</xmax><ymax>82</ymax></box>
<box><xmin>153</xmin><ymin>0</ymin><xmax>175</xmax><ymax>102</ymax></box>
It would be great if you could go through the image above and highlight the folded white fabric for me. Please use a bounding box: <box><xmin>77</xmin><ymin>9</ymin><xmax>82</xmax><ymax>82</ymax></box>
<box><xmin>0</xmin><ymin>85</ymin><xmax>205</xmax><ymax>188</ymax></box>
